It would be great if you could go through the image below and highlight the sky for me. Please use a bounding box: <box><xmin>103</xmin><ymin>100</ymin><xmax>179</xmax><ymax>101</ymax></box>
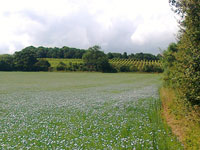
<box><xmin>0</xmin><ymin>0</ymin><xmax>179</xmax><ymax>54</ymax></box>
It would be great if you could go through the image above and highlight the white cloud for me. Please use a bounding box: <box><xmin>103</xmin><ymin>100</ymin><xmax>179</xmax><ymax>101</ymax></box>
<box><xmin>0</xmin><ymin>0</ymin><xmax>178</xmax><ymax>54</ymax></box>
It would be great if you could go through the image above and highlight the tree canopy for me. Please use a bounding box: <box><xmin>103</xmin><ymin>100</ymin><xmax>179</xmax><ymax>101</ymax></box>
<box><xmin>83</xmin><ymin>46</ymin><xmax>114</xmax><ymax>72</ymax></box>
<box><xmin>164</xmin><ymin>0</ymin><xmax>200</xmax><ymax>105</ymax></box>
<box><xmin>0</xmin><ymin>47</ymin><xmax>50</xmax><ymax>71</ymax></box>
<box><xmin>14</xmin><ymin>47</ymin><xmax>38</xmax><ymax>71</ymax></box>
<box><xmin>0</xmin><ymin>44</ymin><xmax>162</xmax><ymax>72</ymax></box>
<box><xmin>3</xmin><ymin>45</ymin><xmax>161</xmax><ymax>61</ymax></box>
<box><xmin>0</xmin><ymin>54</ymin><xmax>14</xmax><ymax>71</ymax></box>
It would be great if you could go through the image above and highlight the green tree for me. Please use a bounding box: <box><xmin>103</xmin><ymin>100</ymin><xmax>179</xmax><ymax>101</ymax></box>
<box><xmin>130</xmin><ymin>65</ymin><xmax>138</xmax><ymax>72</ymax></box>
<box><xmin>14</xmin><ymin>46</ymin><xmax>38</xmax><ymax>71</ymax></box>
<box><xmin>83</xmin><ymin>46</ymin><xmax>112</xmax><ymax>72</ymax></box>
<box><xmin>142</xmin><ymin>64</ymin><xmax>163</xmax><ymax>73</ymax></box>
<box><xmin>122</xmin><ymin>52</ymin><xmax>128</xmax><ymax>59</ymax></box>
<box><xmin>162</xmin><ymin>43</ymin><xmax>178</xmax><ymax>86</ymax></box>
<box><xmin>35</xmin><ymin>46</ymin><xmax>48</xmax><ymax>58</ymax></box>
<box><xmin>34</xmin><ymin>60</ymin><xmax>50</xmax><ymax>71</ymax></box>
<box><xmin>0</xmin><ymin>54</ymin><xmax>14</xmax><ymax>71</ymax></box>
<box><xmin>107</xmin><ymin>52</ymin><xmax>114</xmax><ymax>59</ymax></box>
<box><xmin>167</xmin><ymin>0</ymin><xmax>200</xmax><ymax>105</ymax></box>
<box><xmin>119</xmin><ymin>65</ymin><xmax>130</xmax><ymax>72</ymax></box>
<box><xmin>56</xmin><ymin>62</ymin><xmax>66</xmax><ymax>71</ymax></box>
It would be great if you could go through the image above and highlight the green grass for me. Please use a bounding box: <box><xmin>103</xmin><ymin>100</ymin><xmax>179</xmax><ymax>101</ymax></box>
<box><xmin>161</xmin><ymin>88</ymin><xmax>200</xmax><ymax>149</ymax></box>
<box><xmin>0</xmin><ymin>72</ymin><xmax>183</xmax><ymax>149</ymax></box>
<box><xmin>42</xmin><ymin>58</ymin><xmax>83</xmax><ymax>68</ymax></box>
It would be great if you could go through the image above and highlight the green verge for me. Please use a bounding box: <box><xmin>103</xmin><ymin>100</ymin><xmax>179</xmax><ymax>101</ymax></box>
<box><xmin>161</xmin><ymin>88</ymin><xmax>200</xmax><ymax>149</ymax></box>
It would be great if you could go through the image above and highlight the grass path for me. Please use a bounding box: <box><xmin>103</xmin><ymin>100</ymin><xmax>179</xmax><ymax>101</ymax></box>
<box><xmin>0</xmin><ymin>72</ymin><xmax>183</xmax><ymax>149</ymax></box>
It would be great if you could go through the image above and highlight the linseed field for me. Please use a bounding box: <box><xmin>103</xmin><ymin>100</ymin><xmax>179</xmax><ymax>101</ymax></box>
<box><xmin>0</xmin><ymin>72</ymin><xmax>182</xmax><ymax>149</ymax></box>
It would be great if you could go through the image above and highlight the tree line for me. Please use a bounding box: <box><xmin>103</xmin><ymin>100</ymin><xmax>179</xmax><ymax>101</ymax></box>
<box><xmin>7</xmin><ymin>45</ymin><xmax>161</xmax><ymax>60</ymax></box>
<box><xmin>0</xmin><ymin>50</ymin><xmax>50</xmax><ymax>71</ymax></box>
<box><xmin>0</xmin><ymin>45</ymin><xmax>163</xmax><ymax>73</ymax></box>
<box><xmin>163</xmin><ymin>0</ymin><xmax>200</xmax><ymax>105</ymax></box>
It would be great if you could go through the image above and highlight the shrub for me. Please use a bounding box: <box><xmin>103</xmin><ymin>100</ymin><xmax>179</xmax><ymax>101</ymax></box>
<box><xmin>142</xmin><ymin>65</ymin><xmax>154</xmax><ymax>72</ymax></box>
<box><xmin>14</xmin><ymin>47</ymin><xmax>38</xmax><ymax>71</ymax></box>
<box><xmin>56</xmin><ymin>62</ymin><xmax>66</xmax><ymax>71</ymax></box>
<box><xmin>130</xmin><ymin>65</ymin><xmax>138</xmax><ymax>72</ymax></box>
<box><xmin>0</xmin><ymin>54</ymin><xmax>15</xmax><ymax>71</ymax></box>
<box><xmin>119</xmin><ymin>65</ymin><xmax>130</xmax><ymax>72</ymax></box>
<box><xmin>167</xmin><ymin>0</ymin><xmax>200</xmax><ymax>105</ymax></box>
<box><xmin>34</xmin><ymin>60</ymin><xmax>50</xmax><ymax>71</ymax></box>
<box><xmin>142</xmin><ymin>65</ymin><xmax>163</xmax><ymax>73</ymax></box>
<box><xmin>83</xmin><ymin>46</ymin><xmax>111</xmax><ymax>72</ymax></box>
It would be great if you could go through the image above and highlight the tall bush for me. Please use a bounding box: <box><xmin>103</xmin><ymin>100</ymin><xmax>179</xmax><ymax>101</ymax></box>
<box><xmin>83</xmin><ymin>46</ymin><xmax>112</xmax><ymax>72</ymax></box>
<box><xmin>165</xmin><ymin>0</ymin><xmax>200</xmax><ymax>105</ymax></box>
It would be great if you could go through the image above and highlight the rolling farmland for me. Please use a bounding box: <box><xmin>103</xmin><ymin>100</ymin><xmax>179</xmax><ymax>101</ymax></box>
<box><xmin>42</xmin><ymin>58</ymin><xmax>162</xmax><ymax>71</ymax></box>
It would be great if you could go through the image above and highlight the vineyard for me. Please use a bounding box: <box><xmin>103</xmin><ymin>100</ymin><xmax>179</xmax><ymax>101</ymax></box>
<box><xmin>109</xmin><ymin>59</ymin><xmax>162</xmax><ymax>71</ymax></box>
<box><xmin>42</xmin><ymin>58</ymin><xmax>162</xmax><ymax>72</ymax></box>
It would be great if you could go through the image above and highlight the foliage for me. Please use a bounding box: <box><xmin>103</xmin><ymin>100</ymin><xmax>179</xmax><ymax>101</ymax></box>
<box><xmin>3</xmin><ymin>46</ymin><xmax>51</xmax><ymax>72</ymax></box>
<box><xmin>161</xmin><ymin>88</ymin><xmax>200</xmax><ymax>149</ymax></box>
<box><xmin>0</xmin><ymin>54</ymin><xmax>14</xmax><ymax>71</ymax></box>
<box><xmin>56</xmin><ymin>62</ymin><xmax>66</xmax><ymax>71</ymax></box>
<box><xmin>0</xmin><ymin>45</ymin><xmax>162</xmax><ymax>72</ymax></box>
<box><xmin>11</xmin><ymin>45</ymin><xmax>161</xmax><ymax>60</ymax></box>
<box><xmin>133</xmin><ymin>53</ymin><xmax>158</xmax><ymax>61</ymax></box>
<box><xmin>152</xmin><ymin>65</ymin><xmax>163</xmax><ymax>73</ymax></box>
<box><xmin>119</xmin><ymin>65</ymin><xmax>130</xmax><ymax>72</ymax></box>
<box><xmin>14</xmin><ymin>46</ymin><xmax>38</xmax><ymax>71</ymax></box>
<box><xmin>162</xmin><ymin>43</ymin><xmax>178</xmax><ymax>86</ymax></box>
<box><xmin>34</xmin><ymin>59</ymin><xmax>50</xmax><ymax>71</ymax></box>
<box><xmin>129</xmin><ymin>65</ymin><xmax>138</xmax><ymax>72</ymax></box>
<box><xmin>164</xmin><ymin>0</ymin><xmax>200</xmax><ymax>105</ymax></box>
<box><xmin>83</xmin><ymin>46</ymin><xmax>112</xmax><ymax>72</ymax></box>
<box><xmin>142</xmin><ymin>65</ymin><xmax>163</xmax><ymax>73</ymax></box>
<box><xmin>34</xmin><ymin>46</ymin><xmax>86</xmax><ymax>59</ymax></box>
<box><xmin>107</xmin><ymin>52</ymin><xmax>161</xmax><ymax>60</ymax></box>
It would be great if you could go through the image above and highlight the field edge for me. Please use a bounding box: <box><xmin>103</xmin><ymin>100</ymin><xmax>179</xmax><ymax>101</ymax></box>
<box><xmin>160</xmin><ymin>87</ymin><xmax>200</xmax><ymax>149</ymax></box>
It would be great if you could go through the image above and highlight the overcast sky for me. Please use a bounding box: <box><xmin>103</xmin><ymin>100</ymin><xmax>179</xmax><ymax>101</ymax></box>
<box><xmin>0</xmin><ymin>0</ymin><xmax>178</xmax><ymax>54</ymax></box>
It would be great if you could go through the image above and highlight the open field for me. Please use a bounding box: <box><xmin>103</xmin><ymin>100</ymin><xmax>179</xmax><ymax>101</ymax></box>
<box><xmin>42</xmin><ymin>58</ymin><xmax>83</xmax><ymax>68</ymax></box>
<box><xmin>0</xmin><ymin>72</ymin><xmax>182</xmax><ymax>149</ymax></box>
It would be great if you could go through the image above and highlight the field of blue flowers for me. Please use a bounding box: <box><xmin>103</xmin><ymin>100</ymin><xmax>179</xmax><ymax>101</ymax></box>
<box><xmin>0</xmin><ymin>72</ymin><xmax>182</xmax><ymax>149</ymax></box>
